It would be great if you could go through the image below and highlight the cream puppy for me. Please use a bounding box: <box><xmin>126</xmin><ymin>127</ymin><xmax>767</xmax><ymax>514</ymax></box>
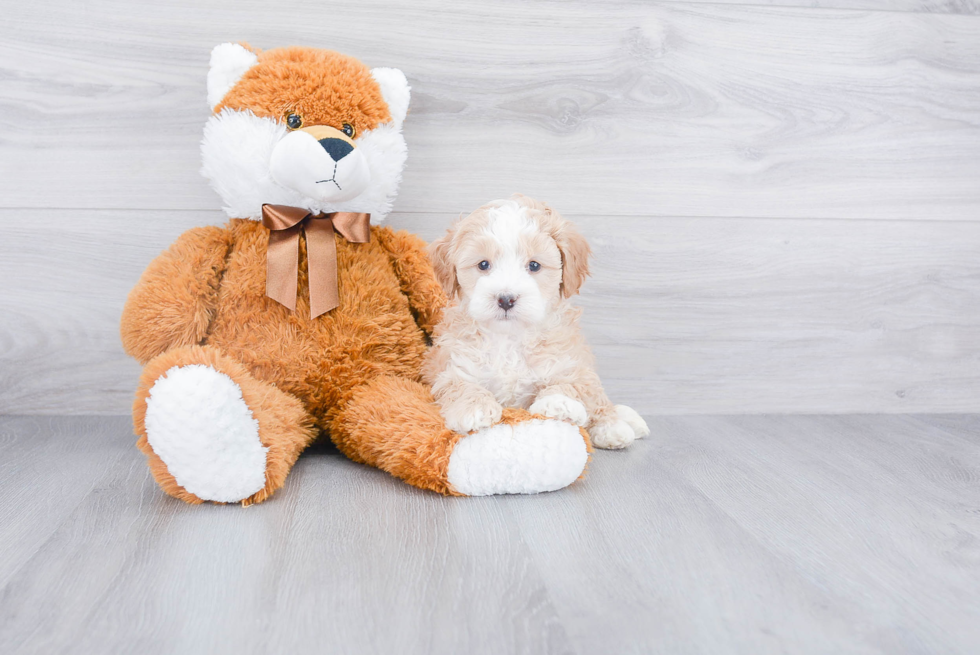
<box><xmin>424</xmin><ymin>194</ymin><xmax>649</xmax><ymax>449</ymax></box>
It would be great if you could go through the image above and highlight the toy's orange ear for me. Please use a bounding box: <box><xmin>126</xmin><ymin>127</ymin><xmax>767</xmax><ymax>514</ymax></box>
<box><xmin>207</xmin><ymin>43</ymin><xmax>259</xmax><ymax>111</ymax></box>
<box><xmin>429</xmin><ymin>228</ymin><xmax>459</xmax><ymax>299</ymax></box>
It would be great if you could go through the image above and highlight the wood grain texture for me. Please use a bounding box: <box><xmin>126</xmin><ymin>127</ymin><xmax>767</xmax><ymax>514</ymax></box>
<box><xmin>685</xmin><ymin>0</ymin><xmax>980</xmax><ymax>13</ymax></box>
<box><xmin>0</xmin><ymin>414</ymin><xmax>977</xmax><ymax>654</ymax></box>
<box><xmin>1</xmin><ymin>0</ymin><xmax>979</xmax><ymax>415</ymax></box>
<box><xmin>2</xmin><ymin>208</ymin><xmax>978</xmax><ymax>415</ymax></box>
<box><xmin>0</xmin><ymin>1</ymin><xmax>978</xmax><ymax>219</ymax></box>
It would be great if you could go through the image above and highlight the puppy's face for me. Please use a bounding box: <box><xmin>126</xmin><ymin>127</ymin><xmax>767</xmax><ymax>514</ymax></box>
<box><xmin>431</xmin><ymin>196</ymin><xmax>591</xmax><ymax>330</ymax></box>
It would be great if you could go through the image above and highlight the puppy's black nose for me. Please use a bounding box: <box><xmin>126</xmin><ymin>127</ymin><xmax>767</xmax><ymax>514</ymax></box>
<box><xmin>497</xmin><ymin>295</ymin><xmax>517</xmax><ymax>311</ymax></box>
<box><xmin>318</xmin><ymin>137</ymin><xmax>354</xmax><ymax>161</ymax></box>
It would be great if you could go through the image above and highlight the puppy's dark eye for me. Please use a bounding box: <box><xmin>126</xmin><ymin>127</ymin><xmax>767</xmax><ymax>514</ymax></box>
<box><xmin>528</xmin><ymin>261</ymin><xmax>541</xmax><ymax>272</ymax></box>
<box><xmin>478</xmin><ymin>260</ymin><xmax>491</xmax><ymax>271</ymax></box>
<box><xmin>286</xmin><ymin>113</ymin><xmax>303</xmax><ymax>130</ymax></box>
<box><xmin>342</xmin><ymin>123</ymin><xmax>356</xmax><ymax>138</ymax></box>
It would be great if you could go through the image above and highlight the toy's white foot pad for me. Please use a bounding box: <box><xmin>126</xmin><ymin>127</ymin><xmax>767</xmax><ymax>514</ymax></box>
<box><xmin>447</xmin><ymin>419</ymin><xmax>588</xmax><ymax>496</ymax></box>
<box><xmin>144</xmin><ymin>364</ymin><xmax>268</xmax><ymax>502</ymax></box>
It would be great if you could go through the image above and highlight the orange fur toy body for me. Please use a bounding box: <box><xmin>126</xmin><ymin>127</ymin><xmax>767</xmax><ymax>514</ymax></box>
<box><xmin>121</xmin><ymin>45</ymin><xmax>590</xmax><ymax>504</ymax></box>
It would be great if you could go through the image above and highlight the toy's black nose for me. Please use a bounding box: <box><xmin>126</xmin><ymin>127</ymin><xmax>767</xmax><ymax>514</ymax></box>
<box><xmin>318</xmin><ymin>137</ymin><xmax>353</xmax><ymax>161</ymax></box>
<box><xmin>497</xmin><ymin>295</ymin><xmax>518</xmax><ymax>311</ymax></box>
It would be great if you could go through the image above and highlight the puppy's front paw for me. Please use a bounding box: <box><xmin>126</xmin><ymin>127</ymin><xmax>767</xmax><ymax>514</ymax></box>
<box><xmin>529</xmin><ymin>394</ymin><xmax>588</xmax><ymax>427</ymax></box>
<box><xmin>615</xmin><ymin>405</ymin><xmax>650</xmax><ymax>439</ymax></box>
<box><xmin>442</xmin><ymin>395</ymin><xmax>504</xmax><ymax>434</ymax></box>
<box><xmin>589</xmin><ymin>417</ymin><xmax>636</xmax><ymax>450</ymax></box>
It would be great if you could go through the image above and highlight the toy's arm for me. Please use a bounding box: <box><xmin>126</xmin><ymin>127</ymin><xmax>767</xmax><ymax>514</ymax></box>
<box><xmin>373</xmin><ymin>227</ymin><xmax>448</xmax><ymax>337</ymax></box>
<box><xmin>120</xmin><ymin>225</ymin><xmax>233</xmax><ymax>365</ymax></box>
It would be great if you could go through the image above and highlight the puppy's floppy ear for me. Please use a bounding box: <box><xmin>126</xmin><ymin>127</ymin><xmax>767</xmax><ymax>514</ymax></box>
<box><xmin>551</xmin><ymin>207</ymin><xmax>592</xmax><ymax>298</ymax></box>
<box><xmin>429</xmin><ymin>228</ymin><xmax>459</xmax><ymax>299</ymax></box>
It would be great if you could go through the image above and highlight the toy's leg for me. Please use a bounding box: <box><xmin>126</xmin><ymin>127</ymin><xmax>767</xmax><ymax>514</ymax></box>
<box><xmin>331</xmin><ymin>375</ymin><xmax>591</xmax><ymax>496</ymax></box>
<box><xmin>133</xmin><ymin>345</ymin><xmax>316</xmax><ymax>505</ymax></box>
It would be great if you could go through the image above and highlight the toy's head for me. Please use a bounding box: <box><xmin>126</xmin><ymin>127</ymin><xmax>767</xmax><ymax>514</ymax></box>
<box><xmin>201</xmin><ymin>43</ymin><xmax>410</xmax><ymax>222</ymax></box>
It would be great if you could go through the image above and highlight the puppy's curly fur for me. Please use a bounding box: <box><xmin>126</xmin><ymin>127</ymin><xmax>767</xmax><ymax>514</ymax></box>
<box><xmin>424</xmin><ymin>194</ymin><xmax>649</xmax><ymax>449</ymax></box>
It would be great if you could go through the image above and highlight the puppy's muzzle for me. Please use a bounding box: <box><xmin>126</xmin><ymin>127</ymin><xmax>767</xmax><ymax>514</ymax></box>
<box><xmin>497</xmin><ymin>295</ymin><xmax>518</xmax><ymax>311</ymax></box>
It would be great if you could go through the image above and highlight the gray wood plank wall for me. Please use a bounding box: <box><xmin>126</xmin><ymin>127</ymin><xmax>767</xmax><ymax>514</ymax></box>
<box><xmin>1</xmin><ymin>0</ymin><xmax>979</xmax><ymax>415</ymax></box>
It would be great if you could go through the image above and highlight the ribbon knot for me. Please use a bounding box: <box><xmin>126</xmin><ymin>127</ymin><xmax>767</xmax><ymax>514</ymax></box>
<box><xmin>261</xmin><ymin>203</ymin><xmax>371</xmax><ymax>318</ymax></box>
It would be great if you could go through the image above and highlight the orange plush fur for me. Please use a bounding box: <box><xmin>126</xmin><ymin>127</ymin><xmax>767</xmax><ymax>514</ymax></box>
<box><xmin>216</xmin><ymin>46</ymin><xmax>392</xmax><ymax>135</ymax></box>
<box><xmin>123</xmin><ymin>218</ymin><xmax>459</xmax><ymax>503</ymax></box>
<box><xmin>122</xmin><ymin>46</ymin><xmax>590</xmax><ymax>504</ymax></box>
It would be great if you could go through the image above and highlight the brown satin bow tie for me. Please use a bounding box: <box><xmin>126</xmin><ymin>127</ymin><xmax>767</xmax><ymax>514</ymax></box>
<box><xmin>261</xmin><ymin>204</ymin><xmax>371</xmax><ymax>318</ymax></box>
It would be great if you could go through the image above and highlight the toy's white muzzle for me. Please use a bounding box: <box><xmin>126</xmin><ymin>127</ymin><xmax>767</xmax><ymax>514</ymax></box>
<box><xmin>270</xmin><ymin>125</ymin><xmax>371</xmax><ymax>203</ymax></box>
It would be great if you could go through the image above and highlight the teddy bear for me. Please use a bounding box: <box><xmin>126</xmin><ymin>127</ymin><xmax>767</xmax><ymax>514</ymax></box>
<box><xmin>120</xmin><ymin>43</ymin><xmax>591</xmax><ymax>505</ymax></box>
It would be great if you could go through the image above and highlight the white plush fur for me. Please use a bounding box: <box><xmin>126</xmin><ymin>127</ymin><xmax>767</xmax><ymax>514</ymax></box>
<box><xmin>425</xmin><ymin>196</ymin><xmax>650</xmax><ymax>450</ymax></box>
<box><xmin>269</xmin><ymin>128</ymin><xmax>372</xmax><ymax>204</ymax></box>
<box><xmin>200</xmin><ymin>49</ymin><xmax>410</xmax><ymax>222</ymax></box>
<box><xmin>144</xmin><ymin>365</ymin><xmax>269</xmax><ymax>502</ymax></box>
<box><xmin>371</xmin><ymin>68</ymin><xmax>411</xmax><ymax>127</ymax></box>
<box><xmin>447</xmin><ymin>419</ymin><xmax>588</xmax><ymax>495</ymax></box>
<box><xmin>201</xmin><ymin>111</ymin><xmax>407</xmax><ymax>222</ymax></box>
<box><xmin>207</xmin><ymin>43</ymin><xmax>258</xmax><ymax>110</ymax></box>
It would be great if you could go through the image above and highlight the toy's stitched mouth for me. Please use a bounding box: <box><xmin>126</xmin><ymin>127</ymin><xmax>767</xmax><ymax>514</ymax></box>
<box><xmin>315</xmin><ymin>162</ymin><xmax>342</xmax><ymax>190</ymax></box>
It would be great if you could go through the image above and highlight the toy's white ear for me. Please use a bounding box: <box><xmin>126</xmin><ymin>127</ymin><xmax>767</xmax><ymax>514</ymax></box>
<box><xmin>371</xmin><ymin>67</ymin><xmax>411</xmax><ymax>127</ymax></box>
<box><xmin>207</xmin><ymin>43</ymin><xmax>258</xmax><ymax>110</ymax></box>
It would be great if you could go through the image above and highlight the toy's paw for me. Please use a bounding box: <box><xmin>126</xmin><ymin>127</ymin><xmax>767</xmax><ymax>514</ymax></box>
<box><xmin>144</xmin><ymin>364</ymin><xmax>268</xmax><ymax>502</ymax></box>
<box><xmin>615</xmin><ymin>405</ymin><xmax>650</xmax><ymax>439</ymax></box>
<box><xmin>529</xmin><ymin>393</ymin><xmax>588</xmax><ymax>427</ymax></box>
<box><xmin>441</xmin><ymin>394</ymin><xmax>504</xmax><ymax>434</ymax></box>
<box><xmin>447</xmin><ymin>418</ymin><xmax>588</xmax><ymax>495</ymax></box>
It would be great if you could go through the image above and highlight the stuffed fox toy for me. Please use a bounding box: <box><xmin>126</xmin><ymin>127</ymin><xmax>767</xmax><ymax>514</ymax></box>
<box><xmin>120</xmin><ymin>44</ymin><xmax>591</xmax><ymax>505</ymax></box>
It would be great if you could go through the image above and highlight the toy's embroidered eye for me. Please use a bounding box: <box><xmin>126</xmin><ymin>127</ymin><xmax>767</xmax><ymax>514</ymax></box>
<box><xmin>286</xmin><ymin>113</ymin><xmax>303</xmax><ymax>130</ymax></box>
<box><xmin>342</xmin><ymin>123</ymin><xmax>356</xmax><ymax>138</ymax></box>
<box><xmin>528</xmin><ymin>261</ymin><xmax>541</xmax><ymax>272</ymax></box>
<box><xmin>478</xmin><ymin>260</ymin><xmax>491</xmax><ymax>271</ymax></box>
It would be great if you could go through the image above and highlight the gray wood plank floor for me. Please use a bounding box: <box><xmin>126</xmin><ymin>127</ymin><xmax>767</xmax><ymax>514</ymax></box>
<box><xmin>1</xmin><ymin>414</ymin><xmax>977</xmax><ymax>654</ymax></box>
